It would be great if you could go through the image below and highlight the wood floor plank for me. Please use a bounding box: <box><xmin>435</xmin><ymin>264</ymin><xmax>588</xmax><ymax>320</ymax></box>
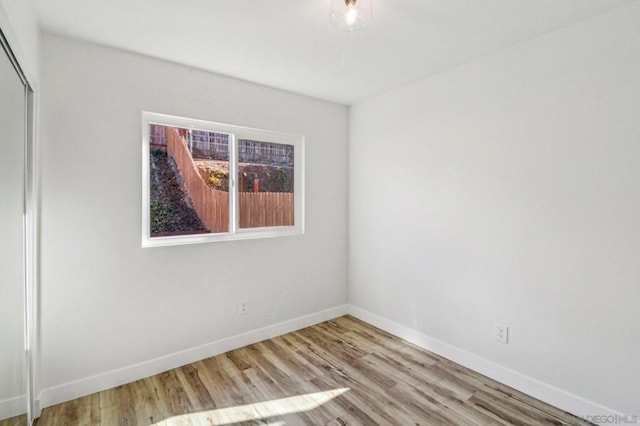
<box><xmin>387</xmin><ymin>381</ymin><xmax>471</xmax><ymax>425</ymax></box>
<box><xmin>0</xmin><ymin>415</ymin><xmax>28</xmax><ymax>426</ymax></box>
<box><xmin>192</xmin><ymin>357</ymin><xmax>260</xmax><ymax>408</ymax></box>
<box><xmin>356</xmin><ymin>352</ymin><xmax>506</xmax><ymax>425</ymax></box>
<box><xmin>128</xmin><ymin>379</ymin><xmax>164</xmax><ymax>425</ymax></box>
<box><xmin>174</xmin><ymin>364</ymin><xmax>215</xmax><ymax>411</ymax></box>
<box><xmin>309</xmin><ymin>371</ymin><xmax>398</xmax><ymax>425</ymax></box>
<box><xmin>149</xmin><ymin>370</ymin><xmax>194</xmax><ymax>419</ymax></box>
<box><xmin>242</xmin><ymin>343</ymin><xmax>347</xmax><ymax>425</ymax></box>
<box><xmin>35</xmin><ymin>316</ymin><xmax>592</xmax><ymax>426</ymax></box>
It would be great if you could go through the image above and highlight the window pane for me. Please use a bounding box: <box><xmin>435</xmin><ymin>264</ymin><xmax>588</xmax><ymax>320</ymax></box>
<box><xmin>149</xmin><ymin>125</ymin><xmax>229</xmax><ymax>237</ymax></box>
<box><xmin>238</xmin><ymin>139</ymin><xmax>294</xmax><ymax>229</ymax></box>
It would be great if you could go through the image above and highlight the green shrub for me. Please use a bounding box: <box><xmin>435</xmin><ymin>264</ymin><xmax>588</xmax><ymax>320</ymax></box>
<box><xmin>208</xmin><ymin>169</ymin><xmax>228</xmax><ymax>188</ymax></box>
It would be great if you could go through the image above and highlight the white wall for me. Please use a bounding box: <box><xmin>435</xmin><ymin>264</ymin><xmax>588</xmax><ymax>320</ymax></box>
<box><xmin>349</xmin><ymin>2</ymin><xmax>640</xmax><ymax>417</ymax></box>
<box><xmin>39</xmin><ymin>34</ymin><xmax>348</xmax><ymax>405</ymax></box>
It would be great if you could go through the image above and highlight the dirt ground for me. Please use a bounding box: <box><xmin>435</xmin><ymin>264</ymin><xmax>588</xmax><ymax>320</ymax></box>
<box><xmin>150</xmin><ymin>151</ymin><xmax>208</xmax><ymax>235</ymax></box>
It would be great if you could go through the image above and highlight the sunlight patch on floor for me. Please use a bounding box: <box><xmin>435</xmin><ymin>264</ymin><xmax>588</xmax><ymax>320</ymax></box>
<box><xmin>151</xmin><ymin>387</ymin><xmax>350</xmax><ymax>425</ymax></box>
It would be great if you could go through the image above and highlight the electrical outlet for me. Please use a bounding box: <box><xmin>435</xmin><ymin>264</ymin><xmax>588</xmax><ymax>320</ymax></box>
<box><xmin>238</xmin><ymin>301</ymin><xmax>248</xmax><ymax>315</ymax></box>
<box><xmin>495</xmin><ymin>323</ymin><xmax>509</xmax><ymax>344</ymax></box>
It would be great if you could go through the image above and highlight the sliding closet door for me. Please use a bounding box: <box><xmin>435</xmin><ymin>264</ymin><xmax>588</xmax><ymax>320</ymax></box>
<box><xmin>0</xmin><ymin>35</ymin><xmax>28</xmax><ymax>425</ymax></box>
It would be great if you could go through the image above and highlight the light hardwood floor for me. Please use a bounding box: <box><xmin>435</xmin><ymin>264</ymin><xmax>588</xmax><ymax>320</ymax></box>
<box><xmin>33</xmin><ymin>316</ymin><xmax>591</xmax><ymax>425</ymax></box>
<box><xmin>0</xmin><ymin>415</ymin><xmax>26</xmax><ymax>426</ymax></box>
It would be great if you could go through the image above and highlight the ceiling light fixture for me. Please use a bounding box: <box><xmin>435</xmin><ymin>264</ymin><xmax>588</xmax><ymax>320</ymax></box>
<box><xmin>330</xmin><ymin>0</ymin><xmax>372</xmax><ymax>32</ymax></box>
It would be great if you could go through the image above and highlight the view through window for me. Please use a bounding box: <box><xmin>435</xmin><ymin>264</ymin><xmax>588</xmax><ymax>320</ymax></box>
<box><xmin>143</xmin><ymin>113</ymin><xmax>304</xmax><ymax>246</ymax></box>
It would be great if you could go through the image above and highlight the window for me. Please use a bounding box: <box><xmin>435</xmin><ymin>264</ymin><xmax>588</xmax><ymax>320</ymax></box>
<box><xmin>142</xmin><ymin>112</ymin><xmax>304</xmax><ymax>247</ymax></box>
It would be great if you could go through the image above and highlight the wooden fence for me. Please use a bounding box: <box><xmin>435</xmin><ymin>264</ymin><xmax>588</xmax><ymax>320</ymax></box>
<box><xmin>166</xmin><ymin>128</ymin><xmax>294</xmax><ymax>232</ymax></box>
<box><xmin>239</xmin><ymin>192</ymin><xmax>294</xmax><ymax>228</ymax></box>
<box><xmin>167</xmin><ymin>128</ymin><xmax>229</xmax><ymax>233</ymax></box>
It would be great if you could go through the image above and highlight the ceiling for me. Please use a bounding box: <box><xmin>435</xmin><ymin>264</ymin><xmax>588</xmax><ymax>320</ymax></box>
<box><xmin>35</xmin><ymin>0</ymin><xmax>634</xmax><ymax>105</ymax></box>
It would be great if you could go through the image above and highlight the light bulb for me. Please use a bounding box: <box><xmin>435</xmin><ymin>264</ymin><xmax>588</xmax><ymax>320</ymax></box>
<box><xmin>330</xmin><ymin>0</ymin><xmax>372</xmax><ymax>32</ymax></box>
<box><xmin>345</xmin><ymin>6</ymin><xmax>358</xmax><ymax>26</ymax></box>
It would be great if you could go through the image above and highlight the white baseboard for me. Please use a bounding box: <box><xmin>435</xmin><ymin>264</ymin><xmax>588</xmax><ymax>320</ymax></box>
<box><xmin>39</xmin><ymin>304</ymin><xmax>348</xmax><ymax>410</ymax></box>
<box><xmin>0</xmin><ymin>394</ymin><xmax>26</xmax><ymax>421</ymax></box>
<box><xmin>347</xmin><ymin>304</ymin><xmax>622</xmax><ymax>425</ymax></box>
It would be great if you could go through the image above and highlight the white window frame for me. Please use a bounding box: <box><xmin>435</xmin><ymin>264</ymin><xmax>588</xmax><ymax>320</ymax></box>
<box><xmin>142</xmin><ymin>111</ymin><xmax>305</xmax><ymax>247</ymax></box>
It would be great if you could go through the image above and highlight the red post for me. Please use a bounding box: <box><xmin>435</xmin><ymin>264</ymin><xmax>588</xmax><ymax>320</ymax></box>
<box><xmin>253</xmin><ymin>179</ymin><xmax>259</xmax><ymax>193</ymax></box>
